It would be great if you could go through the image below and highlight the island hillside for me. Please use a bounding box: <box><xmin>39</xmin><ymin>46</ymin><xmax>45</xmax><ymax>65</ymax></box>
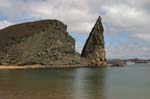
<box><xmin>0</xmin><ymin>16</ymin><xmax>106</xmax><ymax>67</ymax></box>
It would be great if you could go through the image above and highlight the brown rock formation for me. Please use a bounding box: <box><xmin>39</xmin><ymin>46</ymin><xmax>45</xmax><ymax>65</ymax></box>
<box><xmin>0</xmin><ymin>20</ymin><xmax>80</xmax><ymax>66</ymax></box>
<box><xmin>81</xmin><ymin>16</ymin><xmax>106</xmax><ymax>66</ymax></box>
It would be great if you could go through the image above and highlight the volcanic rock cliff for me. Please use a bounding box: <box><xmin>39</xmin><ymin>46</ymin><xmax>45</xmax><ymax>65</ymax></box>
<box><xmin>0</xmin><ymin>17</ymin><xmax>106</xmax><ymax>67</ymax></box>
<box><xmin>0</xmin><ymin>20</ymin><xmax>82</xmax><ymax>66</ymax></box>
<box><xmin>81</xmin><ymin>16</ymin><xmax>106</xmax><ymax>66</ymax></box>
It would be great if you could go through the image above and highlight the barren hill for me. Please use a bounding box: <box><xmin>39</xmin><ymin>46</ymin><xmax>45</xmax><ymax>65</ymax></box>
<box><xmin>0</xmin><ymin>19</ymin><xmax>80</xmax><ymax>66</ymax></box>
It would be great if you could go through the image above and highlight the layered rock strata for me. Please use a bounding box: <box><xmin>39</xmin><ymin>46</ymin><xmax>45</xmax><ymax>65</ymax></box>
<box><xmin>81</xmin><ymin>16</ymin><xmax>106</xmax><ymax>66</ymax></box>
<box><xmin>0</xmin><ymin>20</ymin><xmax>78</xmax><ymax>66</ymax></box>
<box><xmin>0</xmin><ymin>17</ymin><xmax>106</xmax><ymax>67</ymax></box>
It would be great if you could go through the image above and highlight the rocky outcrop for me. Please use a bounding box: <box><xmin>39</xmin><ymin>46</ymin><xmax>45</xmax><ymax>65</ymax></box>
<box><xmin>81</xmin><ymin>16</ymin><xmax>106</xmax><ymax>66</ymax></box>
<box><xmin>0</xmin><ymin>17</ymin><xmax>106</xmax><ymax>67</ymax></box>
<box><xmin>0</xmin><ymin>20</ymin><xmax>79</xmax><ymax>66</ymax></box>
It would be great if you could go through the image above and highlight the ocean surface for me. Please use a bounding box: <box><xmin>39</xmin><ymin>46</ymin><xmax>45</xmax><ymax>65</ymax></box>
<box><xmin>0</xmin><ymin>64</ymin><xmax>149</xmax><ymax>99</ymax></box>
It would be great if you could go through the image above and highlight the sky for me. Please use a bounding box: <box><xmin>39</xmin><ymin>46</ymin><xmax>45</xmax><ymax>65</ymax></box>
<box><xmin>0</xmin><ymin>0</ymin><xmax>150</xmax><ymax>59</ymax></box>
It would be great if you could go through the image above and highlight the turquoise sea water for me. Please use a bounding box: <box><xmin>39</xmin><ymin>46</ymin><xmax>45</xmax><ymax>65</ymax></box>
<box><xmin>0</xmin><ymin>64</ymin><xmax>149</xmax><ymax>99</ymax></box>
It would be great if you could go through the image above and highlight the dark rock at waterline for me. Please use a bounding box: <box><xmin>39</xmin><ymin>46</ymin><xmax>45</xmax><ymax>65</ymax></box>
<box><xmin>81</xmin><ymin>16</ymin><xmax>106</xmax><ymax>66</ymax></box>
<box><xmin>0</xmin><ymin>19</ymin><xmax>83</xmax><ymax>66</ymax></box>
<box><xmin>107</xmin><ymin>59</ymin><xmax>126</xmax><ymax>67</ymax></box>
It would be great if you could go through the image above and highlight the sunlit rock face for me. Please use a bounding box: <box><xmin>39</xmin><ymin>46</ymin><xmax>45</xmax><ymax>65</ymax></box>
<box><xmin>81</xmin><ymin>16</ymin><xmax>106</xmax><ymax>66</ymax></box>
<box><xmin>0</xmin><ymin>20</ymin><xmax>76</xmax><ymax>66</ymax></box>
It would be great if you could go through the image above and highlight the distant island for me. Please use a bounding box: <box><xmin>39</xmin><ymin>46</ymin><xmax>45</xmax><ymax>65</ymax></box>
<box><xmin>0</xmin><ymin>16</ymin><xmax>106</xmax><ymax>69</ymax></box>
<box><xmin>107</xmin><ymin>58</ymin><xmax>150</xmax><ymax>67</ymax></box>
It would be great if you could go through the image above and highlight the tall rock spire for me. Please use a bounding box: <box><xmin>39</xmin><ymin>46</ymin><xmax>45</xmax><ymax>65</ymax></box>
<box><xmin>81</xmin><ymin>16</ymin><xmax>106</xmax><ymax>66</ymax></box>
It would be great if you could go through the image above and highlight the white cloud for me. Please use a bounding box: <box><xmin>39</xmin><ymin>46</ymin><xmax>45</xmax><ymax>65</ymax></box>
<box><xmin>106</xmin><ymin>43</ymin><xmax>150</xmax><ymax>59</ymax></box>
<box><xmin>101</xmin><ymin>4</ymin><xmax>150</xmax><ymax>34</ymax></box>
<box><xmin>0</xmin><ymin>0</ymin><xmax>26</xmax><ymax>20</ymax></box>
<box><xmin>0</xmin><ymin>20</ymin><xmax>12</xmax><ymax>29</ymax></box>
<box><xmin>0</xmin><ymin>0</ymin><xmax>94</xmax><ymax>33</ymax></box>
<box><xmin>26</xmin><ymin>0</ymin><xmax>97</xmax><ymax>33</ymax></box>
<box><xmin>132</xmin><ymin>33</ymin><xmax>150</xmax><ymax>41</ymax></box>
<box><xmin>0</xmin><ymin>0</ymin><xmax>149</xmax><ymax>34</ymax></box>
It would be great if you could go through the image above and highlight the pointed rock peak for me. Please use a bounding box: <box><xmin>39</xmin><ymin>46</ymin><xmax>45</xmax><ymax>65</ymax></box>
<box><xmin>81</xmin><ymin>16</ymin><xmax>106</xmax><ymax>66</ymax></box>
<box><xmin>94</xmin><ymin>16</ymin><xmax>102</xmax><ymax>25</ymax></box>
<box><xmin>97</xmin><ymin>16</ymin><xmax>102</xmax><ymax>21</ymax></box>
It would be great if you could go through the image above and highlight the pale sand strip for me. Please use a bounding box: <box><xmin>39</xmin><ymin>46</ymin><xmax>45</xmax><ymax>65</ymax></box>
<box><xmin>0</xmin><ymin>65</ymin><xmax>90</xmax><ymax>70</ymax></box>
<box><xmin>0</xmin><ymin>65</ymin><xmax>48</xmax><ymax>70</ymax></box>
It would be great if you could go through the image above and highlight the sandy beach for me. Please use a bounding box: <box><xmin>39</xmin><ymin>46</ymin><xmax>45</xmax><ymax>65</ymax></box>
<box><xmin>0</xmin><ymin>65</ymin><xmax>49</xmax><ymax>70</ymax></box>
<box><xmin>0</xmin><ymin>64</ymin><xmax>91</xmax><ymax>70</ymax></box>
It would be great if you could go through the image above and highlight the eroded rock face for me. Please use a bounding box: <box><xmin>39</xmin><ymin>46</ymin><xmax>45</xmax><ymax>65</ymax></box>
<box><xmin>0</xmin><ymin>20</ymin><xmax>76</xmax><ymax>65</ymax></box>
<box><xmin>81</xmin><ymin>16</ymin><xmax>106</xmax><ymax>66</ymax></box>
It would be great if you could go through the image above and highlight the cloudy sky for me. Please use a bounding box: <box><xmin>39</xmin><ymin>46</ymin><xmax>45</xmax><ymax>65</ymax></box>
<box><xmin>0</xmin><ymin>0</ymin><xmax>150</xmax><ymax>59</ymax></box>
